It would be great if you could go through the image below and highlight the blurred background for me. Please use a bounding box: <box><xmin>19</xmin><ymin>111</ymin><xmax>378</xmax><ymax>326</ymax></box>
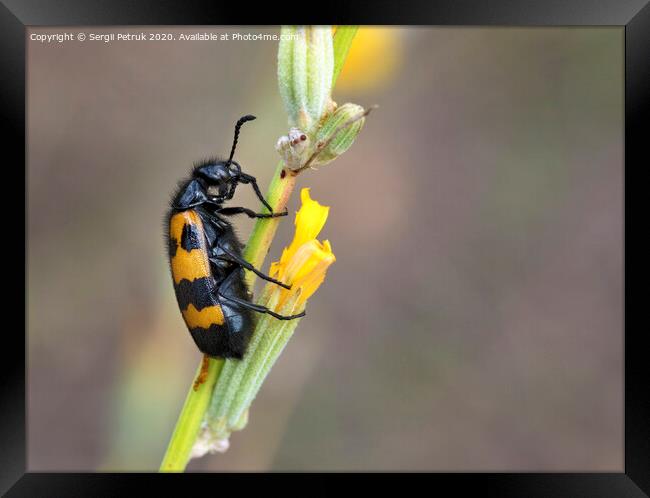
<box><xmin>27</xmin><ymin>26</ymin><xmax>623</xmax><ymax>471</ymax></box>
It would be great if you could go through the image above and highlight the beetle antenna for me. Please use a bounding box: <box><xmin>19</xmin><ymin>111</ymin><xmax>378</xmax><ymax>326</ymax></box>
<box><xmin>226</xmin><ymin>114</ymin><xmax>256</xmax><ymax>167</ymax></box>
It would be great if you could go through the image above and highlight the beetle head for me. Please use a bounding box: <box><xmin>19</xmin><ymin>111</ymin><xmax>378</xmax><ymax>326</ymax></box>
<box><xmin>193</xmin><ymin>160</ymin><xmax>241</xmax><ymax>203</ymax></box>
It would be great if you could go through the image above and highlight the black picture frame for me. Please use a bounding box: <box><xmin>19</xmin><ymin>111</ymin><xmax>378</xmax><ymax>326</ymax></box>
<box><xmin>6</xmin><ymin>1</ymin><xmax>647</xmax><ymax>495</ymax></box>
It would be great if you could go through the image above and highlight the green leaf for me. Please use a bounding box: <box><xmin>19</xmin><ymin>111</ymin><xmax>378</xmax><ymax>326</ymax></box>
<box><xmin>332</xmin><ymin>26</ymin><xmax>359</xmax><ymax>86</ymax></box>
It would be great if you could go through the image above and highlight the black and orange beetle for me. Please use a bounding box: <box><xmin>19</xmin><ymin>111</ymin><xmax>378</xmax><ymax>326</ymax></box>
<box><xmin>167</xmin><ymin>115</ymin><xmax>304</xmax><ymax>361</ymax></box>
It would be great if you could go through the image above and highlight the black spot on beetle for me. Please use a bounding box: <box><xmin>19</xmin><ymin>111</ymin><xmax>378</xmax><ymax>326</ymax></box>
<box><xmin>168</xmin><ymin>236</ymin><xmax>178</xmax><ymax>257</ymax></box>
<box><xmin>181</xmin><ymin>223</ymin><xmax>202</xmax><ymax>251</ymax></box>
<box><xmin>173</xmin><ymin>277</ymin><xmax>216</xmax><ymax>311</ymax></box>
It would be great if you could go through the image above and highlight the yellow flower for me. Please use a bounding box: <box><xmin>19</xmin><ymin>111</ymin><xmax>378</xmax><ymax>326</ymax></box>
<box><xmin>335</xmin><ymin>27</ymin><xmax>403</xmax><ymax>93</ymax></box>
<box><xmin>269</xmin><ymin>188</ymin><xmax>336</xmax><ymax>310</ymax></box>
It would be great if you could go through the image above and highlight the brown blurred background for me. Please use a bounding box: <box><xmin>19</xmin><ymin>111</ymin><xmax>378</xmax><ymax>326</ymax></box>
<box><xmin>27</xmin><ymin>26</ymin><xmax>623</xmax><ymax>471</ymax></box>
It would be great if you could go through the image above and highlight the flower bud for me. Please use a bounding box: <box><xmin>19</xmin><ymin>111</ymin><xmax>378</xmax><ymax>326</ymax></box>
<box><xmin>275</xmin><ymin>127</ymin><xmax>311</xmax><ymax>170</ymax></box>
<box><xmin>311</xmin><ymin>103</ymin><xmax>366</xmax><ymax>166</ymax></box>
<box><xmin>277</xmin><ymin>26</ymin><xmax>334</xmax><ymax>132</ymax></box>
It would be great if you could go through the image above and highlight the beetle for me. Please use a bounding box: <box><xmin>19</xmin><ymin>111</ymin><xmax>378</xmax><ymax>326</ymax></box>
<box><xmin>167</xmin><ymin>115</ymin><xmax>304</xmax><ymax>362</ymax></box>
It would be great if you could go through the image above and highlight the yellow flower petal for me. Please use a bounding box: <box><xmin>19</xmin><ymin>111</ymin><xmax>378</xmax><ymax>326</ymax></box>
<box><xmin>278</xmin><ymin>240</ymin><xmax>335</xmax><ymax>308</ymax></box>
<box><xmin>270</xmin><ymin>188</ymin><xmax>330</xmax><ymax>279</ymax></box>
<box><xmin>268</xmin><ymin>188</ymin><xmax>335</xmax><ymax>311</ymax></box>
<box><xmin>290</xmin><ymin>188</ymin><xmax>330</xmax><ymax>254</ymax></box>
<box><xmin>292</xmin><ymin>242</ymin><xmax>336</xmax><ymax>306</ymax></box>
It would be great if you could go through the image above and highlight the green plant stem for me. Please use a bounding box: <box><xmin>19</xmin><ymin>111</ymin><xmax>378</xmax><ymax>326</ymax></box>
<box><xmin>160</xmin><ymin>357</ymin><xmax>224</xmax><ymax>471</ymax></box>
<box><xmin>242</xmin><ymin>161</ymin><xmax>297</xmax><ymax>288</ymax></box>
<box><xmin>206</xmin><ymin>292</ymin><xmax>302</xmax><ymax>431</ymax></box>
<box><xmin>225</xmin><ymin>296</ymin><xmax>302</xmax><ymax>427</ymax></box>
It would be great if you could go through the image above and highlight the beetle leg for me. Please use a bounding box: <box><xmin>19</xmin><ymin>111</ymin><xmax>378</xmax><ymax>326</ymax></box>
<box><xmin>218</xmin><ymin>290</ymin><xmax>306</xmax><ymax>321</ymax></box>
<box><xmin>217</xmin><ymin>206</ymin><xmax>288</xmax><ymax>218</ymax></box>
<box><xmin>211</xmin><ymin>243</ymin><xmax>291</xmax><ymax>290</ymax></box>
<box><xmin>238</xmin><ymin>173</ymin><xmax>274</xmax><ymax>213</ymax></box>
